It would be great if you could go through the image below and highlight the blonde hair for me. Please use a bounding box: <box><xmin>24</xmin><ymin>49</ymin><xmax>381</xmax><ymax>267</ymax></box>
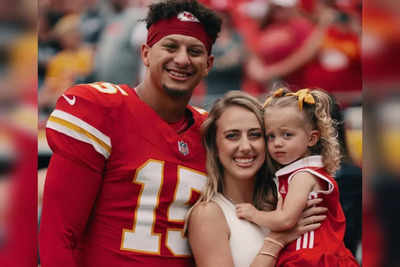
<box><xmin>184</xmin><ymin>91</ymin><xmax>277</xmax><ymax>232</ymax></box>
<box><xmin>263</xmin><ymin>87</ymin><xmax>341</xmax><ymax>175</ymax></box>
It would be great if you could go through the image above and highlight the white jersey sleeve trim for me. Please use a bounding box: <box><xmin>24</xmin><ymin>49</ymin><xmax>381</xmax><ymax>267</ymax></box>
<box><xmin>46</xmin><ymin>109</ymin><xmax>111</xmax><ymax>159</ymax></box>
<box><xmin>287</xmin><ymin>168</ymin><xmax>334</xmax><ymax>195</ymax></box>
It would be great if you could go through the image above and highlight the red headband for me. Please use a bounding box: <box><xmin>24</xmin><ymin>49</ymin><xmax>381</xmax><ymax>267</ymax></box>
<box><xmin>146</xmin><ymin>11</ymin><xmax>212</xmax><ymax>54</ymax></box>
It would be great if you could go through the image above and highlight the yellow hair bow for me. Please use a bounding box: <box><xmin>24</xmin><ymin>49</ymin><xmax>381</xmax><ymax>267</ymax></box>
<box><xmin>263</xmin><ymin>88</ymin><xmax>285</xmax><ymax>108</ymax></box>
<box><xmin>286</xmin><ymin>88</ymin><xmax>315</xmax><ymax>111</ymax></box>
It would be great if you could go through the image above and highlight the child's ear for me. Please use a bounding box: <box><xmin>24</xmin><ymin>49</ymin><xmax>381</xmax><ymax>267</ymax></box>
<box><xmin>308</xmin><ymin>130</ymin><xmax>320</xmax><ymax>147</ymax></box>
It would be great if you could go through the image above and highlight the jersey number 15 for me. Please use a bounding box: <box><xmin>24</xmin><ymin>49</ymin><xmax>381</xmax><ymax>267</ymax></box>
<box><xmin>120</xmin><ymin>159</ymin><xmax>207</xmax><ymax>257</ymax></box>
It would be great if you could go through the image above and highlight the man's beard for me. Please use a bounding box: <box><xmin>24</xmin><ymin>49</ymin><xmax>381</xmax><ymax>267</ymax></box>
<box><xmin>162</xmin><ymin>85</ymin><xmax>193</xmax><ymax>98</ymax></box>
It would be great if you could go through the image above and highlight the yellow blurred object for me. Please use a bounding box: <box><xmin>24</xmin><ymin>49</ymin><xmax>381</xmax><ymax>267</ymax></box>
<box><xmin>346</xmin><ymin>129</ymin><xmax>362</xmax><ymax>167</ymax></box>
<box><xmin>10</xmin><ymin>31</ymin><xmax>37</xmax><ymax>76</ymax></box>
<box><xmin>44</xmin><ymin>46</ymin><xmax>93</xmax><ymax>93</ymax></box>
<box><xmin>9</xmin><ymin>104</ymin><xmax>37</xmax><ymax>134</ymax></box>
<box><xmin>380</xmin><ymin>129</ymin><xmax>400</xmax><ymax>173</ymax></box>
<box><xmin>0</xmin><ymin>130</ymin><xmax>15</xmax><ymax>160</ymax></box>
<box><xmin>52</xmin><ymin>14</ymin><xmax>80</xmax><ymax>38</ymax></box>
<box><xmin>46</xmin><ymin>46</ymin><xmax>93</xmax><ymax>81</ymax></box>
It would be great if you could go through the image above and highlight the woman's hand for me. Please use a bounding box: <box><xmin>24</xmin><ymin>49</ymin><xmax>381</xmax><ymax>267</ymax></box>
<box><xmin>267</xmin><ymin>196</ymin><xmax>327</xmax><ymax>246</ymax></box>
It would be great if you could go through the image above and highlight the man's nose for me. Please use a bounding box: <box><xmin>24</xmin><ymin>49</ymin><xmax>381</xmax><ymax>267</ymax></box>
<box><xmin>174</xmin><ymin>48</ymin><xmax>190</xmax><ymax>66</ymax></box>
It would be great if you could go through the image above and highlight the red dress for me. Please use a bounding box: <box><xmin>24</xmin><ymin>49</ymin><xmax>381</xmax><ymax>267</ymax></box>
<box><xmin>275</xmin><ymin>155</ymin><xmax>358</xmax><ymax>266</ymax></box>
<box><xmin>40</xmin><ymin>82</ymin><xmax>208</xmax><ymax>267</ymax></box>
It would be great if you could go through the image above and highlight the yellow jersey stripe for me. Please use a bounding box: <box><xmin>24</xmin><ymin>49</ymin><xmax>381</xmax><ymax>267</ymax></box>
<box><xmin>46</xmin><ymin>110</ymin><xmax>111</xmax><ymax>158</ymax></box>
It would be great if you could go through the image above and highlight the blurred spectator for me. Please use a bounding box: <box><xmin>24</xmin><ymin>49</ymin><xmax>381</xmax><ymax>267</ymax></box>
<box><xmin>43</xmin><ymin>0</ymin><xmax>88</xmax><ymax>15</ymax></box>
<box><xmin>38</xmin><ymin>7</ymin><xmax>62</xmax><ymax>88</ymax></box>
<box><xmin>79</xmin><ymin>0</ymin><xmax>109</xmax><ymax>47</ymax></box>
<box><xmin>92</xmin><ymin>0</ymin><xmax>149</xmax><ymax>86</ymax></box>
<box><xmin>202</xmin><ymin>8</ymin><xmax>247</xmax><ymax>108</ymax></box>
<box><xmin>39</xmin><ymin>14</ymin><xmax>94</xmax><ymax>111</ymax></box>
<box><xmin>370</xmin><ymin>95</ymin><xmax>400</xmax><ymax>267</ymax></box>
<box><xmin>7</xmin><ymin>34</ymin><xmax>36</xmax><ymax>107</ymax></box>
<box><xmin>330</xmin><ymin>97</ymin><xmax>362</xmax><ymax>261</ymax></box>
<box><xmin>229</xmin><ymin>0</ymin><xmax>361</xmax><ymax>107</ymax></box>
<box><xmin>363</xmin><ymin>1</ymin><xmax>400</xmax><ymax>267</ymax></box>
<box><xmin>0</xmin><ymin>0</ymin><xmax>36</xmax><ymax>106</ymax></box>
<box><xmin>363</xmin><ymin>0</ymin><xmax>400</xmax><ymax>86</ymax></box>
<box><xmin>298</xmin><ymin>0</ymin><xmax>362</xmax><ymax>106</ymax></box>
<box><xmin>79</xmin><ymin>0</ymin><xmax>138</xmax><ymax>47</ymax></box>
<box><xmin>231</xmin><ymin>0</ymin><xmax>334</xmax><ymax>97</ymax></box>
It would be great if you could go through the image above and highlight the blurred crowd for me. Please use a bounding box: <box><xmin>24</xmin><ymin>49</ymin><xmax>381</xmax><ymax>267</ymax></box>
<box><xmin>0</xmin><ymin>0</ymin><xmax>37</xmax><ymax>266</ymax></box>
<box><xmin>37</xmin><ymin>0</ymin><xmax>362</xmax><ymax>113</ymax></box>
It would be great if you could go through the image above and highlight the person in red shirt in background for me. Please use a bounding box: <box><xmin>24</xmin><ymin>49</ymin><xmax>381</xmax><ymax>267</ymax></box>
<box><xmin>297</xmin><ymin>0</ymin><xmax>362</xmax><ymax>107</ymax></box>
<box><xmin>196</xmin><ymin>0</ymin><xmax>247</xmax><ymax>108</ymax></box>
<box><xmin>228</xmin><ymin>0</ymin><xmax>335</xmax><ymax>97</ymax></box>
<box><xmin>225</xmin><ymin>0</ymin><xmax>361</xmax><ymax>107</ymax></box>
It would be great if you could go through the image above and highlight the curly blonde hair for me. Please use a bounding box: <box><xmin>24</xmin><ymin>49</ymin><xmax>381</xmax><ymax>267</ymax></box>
<box><xmin>263</xmin><ymin>87</ymin><xmax>341</xmax><ymax>175</ymax></box>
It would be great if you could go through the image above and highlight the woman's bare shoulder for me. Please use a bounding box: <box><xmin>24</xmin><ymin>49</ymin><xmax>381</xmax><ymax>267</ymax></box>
<box><xmin>190</xmin><ymin>201</ymin><xmax>225</xmax><ymax>222</ymax></box>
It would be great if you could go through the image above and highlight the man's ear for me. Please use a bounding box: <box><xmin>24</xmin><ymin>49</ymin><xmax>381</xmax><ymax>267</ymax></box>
<box><xmin>141</xmin><ymin>44</ymin><xmax>151</xmax><ymax>67</ymax></box>
<box><xmin>203</xmin><ymin>55</ymin><xmax>214</xmax><ymax>76</ymax></box>
<box><xmin>308</xmin><ymin>130</ymin><xmax>320</xmax><ymax>147</ymax></box>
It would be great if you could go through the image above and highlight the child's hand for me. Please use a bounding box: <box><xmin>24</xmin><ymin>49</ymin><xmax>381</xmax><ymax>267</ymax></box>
<box><xmin>236</xmin><ymin>203</ymin><xmax>258</xmax><ymax>222</ymax></box>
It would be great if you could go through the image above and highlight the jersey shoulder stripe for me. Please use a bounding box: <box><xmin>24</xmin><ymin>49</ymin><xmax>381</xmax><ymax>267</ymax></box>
<box><xmin>65</xmin><ymin>82</ymin><xmax>132</xmax><ymax>108</ymax></box>
<box><xmin>191</xmin><ymin>106</ymin><xmax>208</xmax><ymax>115</ymax></box>
<box><xmin>46</xmin><ymin>109</ymin><xmax>111</xmax><ymax>159</ymax></box>
<box><xmin>189</xmin><ymin>105</ymin><xmax>208</xmax><ymax>126</ymax></box>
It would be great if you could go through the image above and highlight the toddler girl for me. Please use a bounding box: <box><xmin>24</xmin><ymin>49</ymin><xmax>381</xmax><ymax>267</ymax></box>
<box><xmin>236</xmin><ymin>87</ymin><xmax>358</xmax><ymax>266</ymax></box>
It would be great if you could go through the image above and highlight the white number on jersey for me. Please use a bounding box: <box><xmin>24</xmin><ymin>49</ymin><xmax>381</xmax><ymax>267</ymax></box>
<box><xmin>121</xmin><ymin>160</ymin><xmax>207</xmax><ymax>256</ymax></box>
<box><xmin>88</xmin><ymin>82</ymin><xmax>128</xmax><ymax>95</ymax></box>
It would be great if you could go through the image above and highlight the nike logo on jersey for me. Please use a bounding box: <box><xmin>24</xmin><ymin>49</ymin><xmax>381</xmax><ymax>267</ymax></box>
<box><xmin>62</xmin><ymin>94</ymin><xmax>76</xmax><ymax>105</ymax></box>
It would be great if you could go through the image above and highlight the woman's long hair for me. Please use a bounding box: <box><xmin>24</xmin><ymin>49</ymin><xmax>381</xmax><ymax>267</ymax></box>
<box><xmin>185</xmin><ymin>91</ymin><xmax>277</xmax><ymax>233</ymax></box>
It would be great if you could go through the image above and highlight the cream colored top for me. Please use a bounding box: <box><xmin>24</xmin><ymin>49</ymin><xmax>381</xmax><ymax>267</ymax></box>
<box><xmin>212</xmin><ymin>193</ymin><xmax>269</xmax><ymax>267</ymax></box>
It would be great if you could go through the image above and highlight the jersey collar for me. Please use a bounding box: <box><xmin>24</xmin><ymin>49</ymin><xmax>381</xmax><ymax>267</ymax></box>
<box><xmin>275</xmin><ymin>155</ymin><xmax>324</xmax><ymax>177</ymax></box>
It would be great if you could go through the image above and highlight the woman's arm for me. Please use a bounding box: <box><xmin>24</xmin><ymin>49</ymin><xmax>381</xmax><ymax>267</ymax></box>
<box><xmin>250</xmin><ymin>237</ymin><xmax>282</xmax><ymax>267</ymax></box>
<box><xmin>188</xmin><ymin>201</ymin><xmax>285</xmax><ymax>267</ymax></box>
<box><xmin>188</xmin><ymin>202</ymin><xmax>235</xmax><ymax>267</ymax></box>
<box><xmin>250</xmin><ymin>197</ymin><xmax>327</xmax><ymax>267</ymax></box>
<box><xmin>189</xmin><ymin>197</ymin><xmax>327</xmax><ymax>267</ymax></box>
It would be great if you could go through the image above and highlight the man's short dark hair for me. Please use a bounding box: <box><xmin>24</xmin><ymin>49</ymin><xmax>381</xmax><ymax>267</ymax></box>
<box><xmin>144</xmin><ymin>0</ymin><xmax>222</xmax><ymax>45</ymax></box>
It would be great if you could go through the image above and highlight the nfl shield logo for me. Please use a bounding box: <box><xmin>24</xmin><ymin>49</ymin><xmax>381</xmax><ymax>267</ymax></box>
<box><xmin>178</xmin><ymin>140</ymin><xmax>189</xmax><ymax>156</ymax></box>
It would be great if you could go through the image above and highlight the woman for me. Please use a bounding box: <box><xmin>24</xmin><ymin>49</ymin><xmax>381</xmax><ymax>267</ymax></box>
<box><xmin>186</xmin><ymin>91</ymin><xmax>327</xmax><ymax>267</ymax></box>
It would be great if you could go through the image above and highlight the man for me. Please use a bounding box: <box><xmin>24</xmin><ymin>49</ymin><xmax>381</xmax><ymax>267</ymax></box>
<box><xmin>39</xmin><ymin>1</ymin><xmax>222</xmax><ymax>266</ymax></box>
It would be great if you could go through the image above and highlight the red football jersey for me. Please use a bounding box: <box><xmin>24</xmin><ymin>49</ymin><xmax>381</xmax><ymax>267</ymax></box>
<box><xmin>274</xmin><ymin>156</ymin><xmax>358</xmax><ymax>267</ymax></box>
<box><xmin>43</xmin><ymin>82</ymin><xmax>208</xmax><ymax>267</ymax></box>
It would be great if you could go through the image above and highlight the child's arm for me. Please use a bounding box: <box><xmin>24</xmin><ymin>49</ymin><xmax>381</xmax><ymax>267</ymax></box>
<box><xmin>236</xmin><ymin>172</ymin><xmax>319</xmax><ymax>231</ymax></box>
